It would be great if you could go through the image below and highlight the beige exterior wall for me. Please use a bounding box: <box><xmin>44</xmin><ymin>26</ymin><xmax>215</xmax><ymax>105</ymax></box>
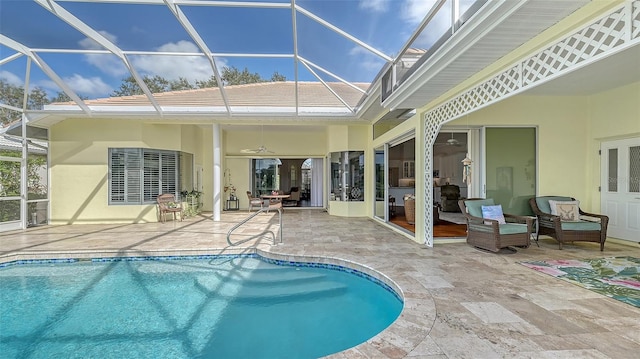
<box><xmin>587</xmin><ymin>81</ymin><xmax>640</xmax><ymax>211</ymax></box>
<box><xmin>50</xmin><ymin>119</ymin><xmax>207</xmax><ymax>224</ymax></box>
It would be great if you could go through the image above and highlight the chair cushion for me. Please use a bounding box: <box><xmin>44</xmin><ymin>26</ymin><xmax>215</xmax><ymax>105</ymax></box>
<box><xmin>464</xmin><ymin>199</ymin><xmax>495</xmax><ymax>218</ymax></box>
<box><xmin>535</xmin><ymin>196</ymin><xmax>573</xmax><ymax>214</ymax></box>
<box><xmin>499</xmin><ymin>223</ymin><xmax>529</xmax><ymax>235</ymax></box>
<box><xmin>472</xmin><ymin>223</ymin><xmax>528</xmax><ymax>235</ymax></box>
<box><xmin>549</xmin><ymin>200</ymin><xmax>580</xmax><ymax>221</ymax></box>
<box><xmin>561</xmin><ymin>221</ymin><xmax>601</xmax><ymax>231</ymax></box>
<box><xmin>482</xmin><ymin>204</ymin><xmax>506</xmax><ymax>224</ymax></box>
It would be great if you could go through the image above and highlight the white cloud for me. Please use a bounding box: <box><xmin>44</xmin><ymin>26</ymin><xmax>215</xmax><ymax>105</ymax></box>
<box><xmin>402</xmin><ymin>0</ymin><xmax>439</xmax><ymax>25</ymax></box>
<box><xmin>0</xmin><ymin>71</ymin><xmax>24</xmax><ymax>86</ymax></box>
<box><xmin>130</xmin><ymin>41</ymin><xmax>214</xmax><ymax>83</ymax></box>
<box><xmin>79</xmin><ymin>32</ymin><xmax>214</xmax><ymax>84</ymax></box>
<box><xmin>62</xmin><ymin>74</ymin><xmax>112</xmax><ymax>96</ymax></box>
<box><xmin>402</xmin><ymin>0</ymin><xmax>453</xmax><ymax>48</ymax></box>
<box><xmin>78</xmin><ymin>30</ymin><xmax>118</xmax><ymax>50</ymax></box>
<box><xmin>348</xmin><ymin>46</ymin><xmax>385</xmax><ymax>76</ymax></box>
<box><xmin>83</xmin><ymin>54</ymin><xmax>128</xmax><ymax>78</ymax></box>
<box><xmin>37</xmin><ymin>74</ymin><xmax>111</xmax><ymax>97</ymax></box>
<box><xmin>79</xmin><ymin>30</ymin><xmax>128</xmax><ymax>77</ymax></box>
<box><xmin>359</xmin><ymin>0</ymin><xmax>390</xmax><ymax>13</ymax></box>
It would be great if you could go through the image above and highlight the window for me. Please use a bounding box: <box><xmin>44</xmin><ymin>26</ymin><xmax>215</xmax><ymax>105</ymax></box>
<box><xmin>109</xmin><ymin>148</ymin><xmax>181</xmax><ymax>205</ymax></box>
<box><xmin>329</xmin><ymin>151</ymin><xmax>364</xmax><ymax>201</ymax></box>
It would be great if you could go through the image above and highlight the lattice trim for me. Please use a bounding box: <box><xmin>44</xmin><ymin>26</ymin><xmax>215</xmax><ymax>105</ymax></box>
<box><xmin>524</xmin><ymin>7</ymin><xmax>628</xmax><ymax>86</ymax></box>
<box><xmin>423</xmin><ymin>116</ymin><xmax>442</xmax><ymax>247</ymax></box>
<box><xmin>633</xmin><ymin>0</ymin><xmax>640</xmax><ymax>39</ymax></box>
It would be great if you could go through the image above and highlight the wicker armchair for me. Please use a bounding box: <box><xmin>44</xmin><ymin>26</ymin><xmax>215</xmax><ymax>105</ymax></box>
<box><xmin>246</xmin><ymin>191</ymin><xmax>264</xmax><ymax>211</ymax></box>
<box><xmin>458</xmin><ymin>198</ymin><xmax>532</xmax><ymax>252</ymax></box>
<box><xmin>529</xmin><ymin>196</ymin><xmax>608</xmax><ymax>251</ymax></box>
<box><xmin>157</xmin><ymin>194</ymin><xmax>183</xmax><ymax>223</ymax></box>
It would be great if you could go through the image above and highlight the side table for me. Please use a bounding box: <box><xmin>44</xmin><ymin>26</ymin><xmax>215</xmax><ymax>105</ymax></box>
<box><xmin>226</xmin><ymin>198</ymin><xmax>239</xmax><ymax>211</ymax></box>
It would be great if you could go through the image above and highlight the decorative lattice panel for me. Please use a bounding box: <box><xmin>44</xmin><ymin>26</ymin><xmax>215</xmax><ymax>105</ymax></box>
<box><xmin>423</xmin><ymin>115</ymin><xmax>444</xmax><ymax>247</ymax></box>
<box><xmin>421</xmin><ymin>1</ymin><xmax>639</xmax><ymax>246</ymax></box>
<box><xmin>633</xmin><ymin>1</ymin><xmax>640</xmax><ymax>40</ymax></box>
<box><xmin>524</xmin><ymin>7</ymin><xmax>628</xmax><ymax>86</ymax></box>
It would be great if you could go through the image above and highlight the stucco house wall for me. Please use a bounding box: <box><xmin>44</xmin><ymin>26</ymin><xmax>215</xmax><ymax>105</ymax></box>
<box><xmin>49</xmin><ymin>119</ymin><xmax>207</xmax><ymax>224</ymax></box>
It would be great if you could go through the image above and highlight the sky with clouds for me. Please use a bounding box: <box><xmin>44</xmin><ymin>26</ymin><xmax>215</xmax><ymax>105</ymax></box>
<box><xmin>0</xmin><ymin>0</ymin><xmax>474</xmax><ymax>99</ymax></box>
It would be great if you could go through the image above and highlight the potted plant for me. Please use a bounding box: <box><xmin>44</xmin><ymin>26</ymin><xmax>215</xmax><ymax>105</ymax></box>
<box><xmin>180</xmin><ymin>190</ymin><xmax>203</xmax><ymax>217</ymax></box>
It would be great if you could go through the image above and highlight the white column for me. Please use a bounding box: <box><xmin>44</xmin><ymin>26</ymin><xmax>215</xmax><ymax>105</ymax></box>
<box><xmin>213</xmin><ymin>123</ymin><xmax>221</xmax><ymax>221</ymax></box>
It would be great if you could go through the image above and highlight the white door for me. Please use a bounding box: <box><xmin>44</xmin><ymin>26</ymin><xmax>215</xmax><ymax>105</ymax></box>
<box><xmin>601</xmin><ymin>137</ymin><xmax>640</xmax><ymax>242</ymax></box>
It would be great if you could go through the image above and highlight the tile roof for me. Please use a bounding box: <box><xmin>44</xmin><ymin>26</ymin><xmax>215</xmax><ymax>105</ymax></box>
<box><xmin>51</xmin><ymin>81</ymin><xmax>370</xmax><ymax>109</ymax></box>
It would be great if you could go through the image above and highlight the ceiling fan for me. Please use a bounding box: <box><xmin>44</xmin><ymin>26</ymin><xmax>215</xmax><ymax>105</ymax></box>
<box><xmin>240</xmin><ymin>123</ymin><xmax>275</xmax><ymax>154</ymax></box>
<box><xmin>434</xmin><ymin>133</ymin><xmax>461</xmax><ymax>147</ymax></box>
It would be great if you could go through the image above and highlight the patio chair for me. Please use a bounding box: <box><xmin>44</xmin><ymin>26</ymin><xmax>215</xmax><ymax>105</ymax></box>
<box><xmin>247</xmin><ymin>191</ymin><xmax>264</xmax><ymax>211</ymax></box>
<box><xmin>283</xmin><ymin>187</ymin><xmax>300</xmax><ymax>207</ymax></box>
<box><xmin>529</xmin><ymin>196</ymin><xmax>608</xmax><ymax>251</ymax></box>
<box><xmin>458</xmin><ymin>198</ymin><xmax>532</xmax><ymax>252</ymax></box>
<box><xmin>440</xmin><ymin>184</ymin><xmax>462</xmax><ymax>212</ymax></box>
<box><xmin>157</xmin><ymin>194</ymin><xmax>183</xmax><ymax>223</ymax></box>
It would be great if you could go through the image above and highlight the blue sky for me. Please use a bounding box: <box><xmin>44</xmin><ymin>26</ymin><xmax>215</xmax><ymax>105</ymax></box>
<box><xmin>0</xmin><ymin>0</ymin><xmax>468</xmax><ymax>100</ymax></box>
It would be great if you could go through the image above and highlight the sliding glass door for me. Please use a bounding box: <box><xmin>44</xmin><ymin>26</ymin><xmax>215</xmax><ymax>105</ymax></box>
<box><xmin>484</xmin><ymin>127</ymin><xmax>536</xmax><ymax>215</ymax></box>
<box><xmin>374</xmin><ymin>146</ymin><xmax>386</xmax><ymax>220</ymax></box>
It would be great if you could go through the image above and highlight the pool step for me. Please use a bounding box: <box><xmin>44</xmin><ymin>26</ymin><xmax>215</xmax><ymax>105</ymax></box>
<box><xmin>195</xmin><ymin>276</ymin><xmax>348</xmax><ymax>303</ymax></box>
<box><xmin>212</xmin><ymin>269</ymin><xmax>327</xmax><ymax>286</ymax></box>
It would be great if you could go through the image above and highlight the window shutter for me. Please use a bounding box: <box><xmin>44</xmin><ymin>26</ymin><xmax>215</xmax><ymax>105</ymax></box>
<box><xmin>109</xmin><ymin>149</ymin><xmax>126</xmax><ymax>203</ymax></box>
<box><xmin>143</xmin><ymin>150</ymin><xmax>160</xmax><ymax>202</ymax></box>
<box><xmin>125</xmin><ymin>149</ymin><xmax>142</xmax><ymax>203</ymax></box>
<box><xmin>161</xmin><ymin>151</ymin><xmax>178</xmax><ymax>197</ymax></box>
<box><xmin>109</xmin><ymin>148</ymin><xmax>183</xmax><ymax>205</ymax></box>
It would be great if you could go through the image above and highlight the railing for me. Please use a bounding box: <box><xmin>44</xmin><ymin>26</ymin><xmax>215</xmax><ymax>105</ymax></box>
<box><xmin>226</xmin><ymin>204</ymin><xmax>283</xmax><ymax>246</ymax></box>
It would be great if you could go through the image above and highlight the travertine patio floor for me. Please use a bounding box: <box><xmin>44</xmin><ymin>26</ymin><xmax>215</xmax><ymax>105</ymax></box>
<box><xmin>2</xmin><ymin>209</ymin><xmax>639</xmax><ymax>358</ymax></box>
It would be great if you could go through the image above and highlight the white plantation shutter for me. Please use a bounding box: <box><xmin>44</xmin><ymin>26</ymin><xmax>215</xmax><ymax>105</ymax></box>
<box><xmin>109</xmin><ymin>148</ymin><xmax>182</xmax><ymax>205</ymax></box>
<box><xmin>126</xmin><ymin>149</ymin><xmax>142</xmax><ymax>203</ymax></box>
<box><xmin>143</xmin><ymin>150</ymin><xmax>160</xmax><ymax>202</ymax></box>
<box><xmin>109</xmin><ymin>149</ymin><xmax>126</xmax><ymax>203</ymax></box>
<box><xmin>160</xmin><ymin>151</ymin><xmax>179</xmax><ymax>197</ymax></box>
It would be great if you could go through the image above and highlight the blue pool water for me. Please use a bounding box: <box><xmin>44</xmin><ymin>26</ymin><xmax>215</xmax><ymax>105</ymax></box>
<box><xmin>0</xmin><ymin>255</ymin><xmax>403</xmax><ymax>358</ymax></box>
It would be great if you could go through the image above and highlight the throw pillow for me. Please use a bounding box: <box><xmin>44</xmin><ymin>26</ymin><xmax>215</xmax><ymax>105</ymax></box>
<box><xmin>549</xmin><ymin>200</ymin><xmax>580</xmax><ymax>221</ymax></box>
<box><xmin>481</xmin><ymin>204</ymin><xmax>506</xmax><ymax>224</ymax></box>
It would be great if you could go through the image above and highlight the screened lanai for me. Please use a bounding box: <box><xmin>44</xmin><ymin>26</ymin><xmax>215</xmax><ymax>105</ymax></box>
<box><xmin>1</xmin><ymin>0</ymin><xmax>491</xmax><ymax>233</ymax></box>
<box><xmin>3</xmin><ymin>0</ymin><xmax>636</xmax><ymax>245</ymax></box>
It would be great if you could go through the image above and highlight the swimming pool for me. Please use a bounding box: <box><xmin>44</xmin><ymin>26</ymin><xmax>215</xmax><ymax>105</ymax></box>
<box><xmin>0</xmin><ymin>253</ymin><xmax>403</xmax><ymax>358</ymax></box>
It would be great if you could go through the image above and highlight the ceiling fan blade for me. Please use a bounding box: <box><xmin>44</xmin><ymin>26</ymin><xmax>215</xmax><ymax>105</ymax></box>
<box><xmin>241</xmin><ymin>145</ymin><xmax>274</xmax><ymax>154</ymax></box>
<box><xmin>240</xmin><ymin>148</ymin><xmax>260</xmax><ymax>153</ymax></box>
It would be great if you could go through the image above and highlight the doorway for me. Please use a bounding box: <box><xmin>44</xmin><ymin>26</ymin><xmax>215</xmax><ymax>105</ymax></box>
<box><xmin>601</xmin><ymin>137</ymin><xmax>640</xmax><ymax>242</ymax></box>
<box><xmin>484</xmin><ymin>127</ymin><xmax>537</xmax><ymax>216</ymax></box>
<box><xmin>251</xmin><ymin>158</ymin><xmax>323</xmax><ymax>208</ymax></box>
<box><xmin>372</xmin><ymin>132</ymin><xmax>416</xmax><ymax>235</ymax></box>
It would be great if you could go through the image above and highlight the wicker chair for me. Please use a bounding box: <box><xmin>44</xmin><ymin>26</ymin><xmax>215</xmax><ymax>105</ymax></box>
<box><xmin>157</xmin><ymin>194</ymin><xmax>183</xmax><ymax>223</ymax></box>
<box><xmin>458</xmin><ymin>198</ymin><xmax>532</xmax><ymax>252</ymax></box>
<box><xmin>529</xmin><ymin>196</ymin><xmax>608</xmax><ymax>251</ymax></box>
<box><xmin>246</xmin><ymin>191</ymin><xmax>264</xmax><ymax>211</ymax></box>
